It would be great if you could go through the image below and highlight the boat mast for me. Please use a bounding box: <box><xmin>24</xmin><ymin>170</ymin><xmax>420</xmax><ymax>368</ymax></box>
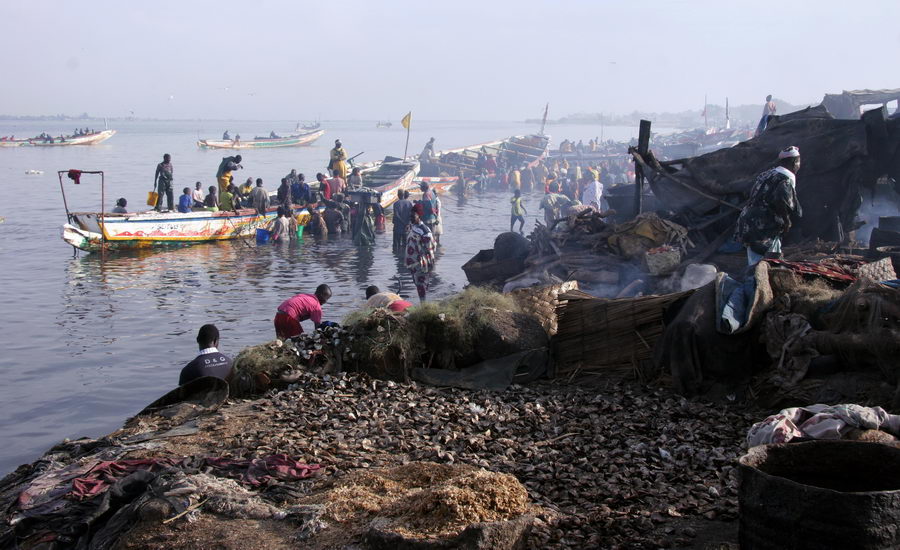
<box><xmin>703</xmin><ymin>95</ymin><xmax>708</xmax><ymax>130</ymax></box>
<box><xmin>725</xmin><ymin>97</ymin><xmax>730</xmax><ymax>129</ymax></box>
<box><xmin>539</xmin><ymin>103</ymin><xmax>549</xmax><ymax>136</ymax></box>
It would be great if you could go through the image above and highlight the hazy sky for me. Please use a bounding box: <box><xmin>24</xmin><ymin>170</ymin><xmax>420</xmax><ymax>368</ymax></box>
<box><xmin>4</xmin><ymin>0</ymin><xmax>899</xmax><ymax>120</ymax></box>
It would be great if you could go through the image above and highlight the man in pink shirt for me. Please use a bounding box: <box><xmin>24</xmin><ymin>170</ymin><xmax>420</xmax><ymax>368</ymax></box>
<box><xmin>274</xmin><ymin>284</ymin><xmax>332</xmax><ymax>339</ymax></box>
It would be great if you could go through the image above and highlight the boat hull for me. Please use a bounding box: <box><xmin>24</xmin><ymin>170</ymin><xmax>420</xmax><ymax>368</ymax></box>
<box><xmin>24</xmin><ymin>130</ymin><xmax>116</xmax><ymax>147</ymax></box>
<box><xmin>198</xmin><ymin>129</ymin><xmax>325</xmax><ymax>149</ymax></box>
<box><xmin>62</xmin><ymin>206</ymin><xmax>309</xmax><ymax>252</ymax></box>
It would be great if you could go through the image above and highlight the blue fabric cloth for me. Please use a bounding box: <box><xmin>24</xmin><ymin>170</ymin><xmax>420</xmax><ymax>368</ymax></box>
<box><xmin>178</xmin><ymin>194</ymin><xmax>193</xmax><ymax>213</ymax></box>
<box><xmin>718</xmin><ymin>274</ymin><xmax>757</xmax><ymax>334</ymax></box>
<box><xmin>292</xmin><ymin>182</ymin><xmax>311</xmax><ymax>204</ymax></box>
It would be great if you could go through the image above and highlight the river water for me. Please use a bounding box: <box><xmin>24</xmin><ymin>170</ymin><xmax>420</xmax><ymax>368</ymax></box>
<box><xmin>0</xmin><ymin>119</ymin><xmax>651</xmax><ymax>475</ymax></box>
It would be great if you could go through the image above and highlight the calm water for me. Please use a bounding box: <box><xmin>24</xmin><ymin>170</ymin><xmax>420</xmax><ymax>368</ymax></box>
<box><xmin>0</xmin><ymin>119</ymin><xmax>648</xmax><ymax>475</ymax></box>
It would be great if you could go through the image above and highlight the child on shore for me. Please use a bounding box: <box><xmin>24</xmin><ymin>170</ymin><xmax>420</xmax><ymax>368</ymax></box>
<box><xmin>510</xmin><ymin>189</ymin><xmax>526</xmax><ymax>233</ymax></box>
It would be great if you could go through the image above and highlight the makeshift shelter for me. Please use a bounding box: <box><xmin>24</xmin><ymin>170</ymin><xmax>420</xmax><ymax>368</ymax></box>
<box><xmin>632</xmin><ymin>107</ymin><xmax>900</xmax><ymax>246</ymax></box>
<box><xmin>821</xmin><ymin>89</ymin><xmax>900</xmax><ymax>120</ymax></box>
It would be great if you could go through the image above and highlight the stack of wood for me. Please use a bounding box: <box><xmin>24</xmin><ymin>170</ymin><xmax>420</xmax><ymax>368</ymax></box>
<box><xmin>509</xmin><ymin>281</ymin><xmax>579</xmax><ymax>336</ymax></box>
<box><xmin>552</xmin><ymin>289</ymin><xmax>694</xmax><ymax>379</ymax></box>
<box><xmin>556</xmin><ymin>208</ymin><xmax>615</xmax><ymax>253</ymax></box>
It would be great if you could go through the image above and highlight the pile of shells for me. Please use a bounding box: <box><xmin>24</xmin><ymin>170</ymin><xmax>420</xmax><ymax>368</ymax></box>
<box><xmin>203</xmin><ymin>371</ymin><xmax>758</xmax><ymax>548</ymax></box>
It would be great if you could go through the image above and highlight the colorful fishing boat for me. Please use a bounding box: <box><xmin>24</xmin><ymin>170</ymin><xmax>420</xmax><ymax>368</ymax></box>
<box><xmin>197</xmin><ymin>129</ymin><xmax>325</xmax><ymax>149</ymax></box>
<box><xmin>2</xmin><ymin>130</ymin><xmax>117</xmax><ymax>147</ymax></box>
<box><xmin>62</xmin><ymin>207</ymin><xmax>310</xmax><ymax>252</ymax></box>
<box><xmin>56</xmin><ymin>169</ymin><xmax>310</xmax><ymax>252</ymax></box>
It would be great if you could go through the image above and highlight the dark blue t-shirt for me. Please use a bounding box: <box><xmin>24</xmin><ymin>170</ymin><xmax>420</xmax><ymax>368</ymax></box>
<box><xmin>179</xmin><ymin>350</ymin><xmax>233</xmax><ymax>386</ymax></box>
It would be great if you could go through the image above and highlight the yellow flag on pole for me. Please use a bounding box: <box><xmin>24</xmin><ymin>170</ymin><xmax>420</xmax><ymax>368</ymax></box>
<box><xmin>401</xmin><ymin>112</ymin><xmax>411</xmax><ymax>129</ymax></box>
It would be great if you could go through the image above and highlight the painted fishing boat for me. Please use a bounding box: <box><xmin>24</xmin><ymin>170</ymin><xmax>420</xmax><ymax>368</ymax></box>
<box><xmin>197</xmin><ymin>129</ymin><xmax>325</xmax><ymax>149</ymax></box>
<box><xmin>0</xmin><ymin>138</ymin><xmax>30</xmax><ymax>148</ymax></box>
<box><xmin>356</xmin><ymin>158</ymin><xmax>420</xmax><ymax>209</ymax></box>
<box><xmin>418</xmin><ymin>134</ymin><xmax>550</xmax><ymax>177</ymax></box>
<box><xmin>62</xmin><ymin>206</ymin><xmax>311</xmax><ymax>252</ymax></box>
<box><xmin>16</xmin><ymin>130</ymin><xmax>117</xmax><ymax>147</ymax></box>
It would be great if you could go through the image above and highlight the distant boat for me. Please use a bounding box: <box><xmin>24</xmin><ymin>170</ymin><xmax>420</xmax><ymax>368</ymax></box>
<box><xmin>299</xmin><ymin>121</ymin><xmax>321</xmax><ymax>131</ymax></box>
<box><xmin>376</xmin><ymin>121</ymin><xmax>393</xmax><ymax>128</ymax></box>
<box><xmin>1</xmin><ymin>130</ymin><xmax>116</xmax><ymax>147</ymax></box>
<box><xmin>197</xmin><ymin>129</ymin><xmax>325</xmax><ymax>149</ymax></box>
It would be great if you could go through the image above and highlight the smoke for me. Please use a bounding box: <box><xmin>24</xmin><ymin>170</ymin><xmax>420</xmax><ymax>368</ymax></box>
<box><xmin>855</xmin><ymin>182</ymin><xmax>900</xmax><ymax>245</ymax></box>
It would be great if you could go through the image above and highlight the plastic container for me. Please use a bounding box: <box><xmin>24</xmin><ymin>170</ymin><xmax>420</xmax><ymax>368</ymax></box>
<box><xmin>146</xmin><ymin>191</ymin><xmax>159</xmax><ymax>206</ymax></box>
<box><xmin>256</xmin><ymin>228</ymin><xmax>270</xmax><ymax>244</ymax></box>
<box><xmin>296</xmin><ymin>225</ymin><xmax>304</xmax><ymax>239</ymax></box>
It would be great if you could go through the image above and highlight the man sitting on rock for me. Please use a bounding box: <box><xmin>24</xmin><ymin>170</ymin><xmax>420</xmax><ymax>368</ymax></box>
<box><xmin>179</xmin><ymin>324</ymin><xmax>233</xmax><ymax>386</ymax></box>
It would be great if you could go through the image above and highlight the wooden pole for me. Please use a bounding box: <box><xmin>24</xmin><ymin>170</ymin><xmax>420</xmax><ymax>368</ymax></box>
<box><xmin>403</xmin><ymin>119</ymin><xmax>411</xmax><ymax>160</ymax></box>
<box><xmin>634</xmin><ymin>119</ymin><xmax>651</xmax><ymax>217</ymax></box>
<box><xmin>100</xmin><ymin>171</ymin><xmax>106</xmax><ymax>254</ymax></box>
<box><xmin>540</xmin><ymin>103</ymin><xmax>549</xmax><ymax>136</ymax></box>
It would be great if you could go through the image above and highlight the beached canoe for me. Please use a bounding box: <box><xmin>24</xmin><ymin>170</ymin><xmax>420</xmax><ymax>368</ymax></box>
<box><xmin>9</xmin><ymin>130</ymin><xmax>117</xmax><ymax>147</ymax></box>
<box><xmin>62</xmin><ymin>206</ymin><xmax>311</xmax><ymax>252</ymax></box>
<box><xmin>197</xmin><ymin>129</ymin><xmax>325</xmax><ymax>149</ymax></box>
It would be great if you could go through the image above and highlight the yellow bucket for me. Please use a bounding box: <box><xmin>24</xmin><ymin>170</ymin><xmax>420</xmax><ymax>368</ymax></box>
<box><xmin>146</xmin><ymin>191</ymin><xmax>159</xmax><ymax>206</ymax></box>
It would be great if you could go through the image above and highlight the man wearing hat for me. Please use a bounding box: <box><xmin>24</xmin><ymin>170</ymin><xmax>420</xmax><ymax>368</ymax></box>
<box><xmin>734</xmin><ymin>146</ymin><xmax>802</xmax><ymax>266</ymax></box>
<box><xmin>329</xmin><ymin>139</ymin><xmax>348</xmax><ymax>180</ymax></box>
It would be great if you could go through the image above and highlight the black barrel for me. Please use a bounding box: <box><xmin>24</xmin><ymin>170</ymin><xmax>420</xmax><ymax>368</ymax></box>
<box><xmin>879</xmin><ymin>216</ymin><xmax>900</xmax><ymax>233</ymax></box>
<box><xmin>739</xmin><ymin>440</ymin><xmax>900</xmax><ymax>549</ymax></box>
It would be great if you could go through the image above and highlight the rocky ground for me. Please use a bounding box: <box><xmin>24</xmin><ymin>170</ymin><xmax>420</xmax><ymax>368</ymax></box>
<box><xmin>117</xmin><ymin>371</ymin><xmax>760</xmax><ymax>548</ymax></box>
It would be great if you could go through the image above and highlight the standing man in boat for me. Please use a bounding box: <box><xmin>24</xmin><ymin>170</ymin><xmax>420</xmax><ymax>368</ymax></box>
<box><xmin>329</xmin><ymin>139</ymin><xmax>348</xmax><ymax>180</ymax></box>
<box><xmin>216</xmin><ymin>154</ymin><xmax>243</xmax><ymax>194</ymax></box>
<box><xmin>154</xmin><ymin>153</ymin><xmax>175</xmax><ymax>212</ymax></box>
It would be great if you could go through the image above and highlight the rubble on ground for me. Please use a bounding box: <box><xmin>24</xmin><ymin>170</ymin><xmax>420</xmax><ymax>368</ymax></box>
<box><xmin>0</xmin><ymin>370</ymin><xmax>758</xmax><ymax>549</ymax></box>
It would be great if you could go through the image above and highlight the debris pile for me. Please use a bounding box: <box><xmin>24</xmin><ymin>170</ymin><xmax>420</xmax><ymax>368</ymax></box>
<box><xmin>497</xmin><ymin>211</ymin><xmax>691</xmax><ymax>298</ymax></box>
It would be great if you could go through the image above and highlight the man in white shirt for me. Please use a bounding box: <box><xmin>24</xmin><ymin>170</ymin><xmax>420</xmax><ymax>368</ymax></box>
<box><xmin>581</xmin><ymin>175</ymin><xmax>604</xmax><ymax>211</ymax></box>
<box><xmin>191</xmin><ymin>182</ymin><xmax>205</xmax><ymax>207</ymax></box>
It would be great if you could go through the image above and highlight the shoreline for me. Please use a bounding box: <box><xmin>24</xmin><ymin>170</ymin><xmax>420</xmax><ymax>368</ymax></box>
<box><xmin>0</xmin><ymin>364</ymin><xmax>757</xmax><ymax>548</ymax></box>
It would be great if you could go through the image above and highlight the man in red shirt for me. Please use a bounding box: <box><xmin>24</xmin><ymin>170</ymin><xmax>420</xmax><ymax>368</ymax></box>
<box><xmin>274</xmin><ymin>284</ymin><xmax>332</xmax><ymax>339</ymax></box>
<box><xmin>316</xmin><ymin>173</ymin><xmax>332</xmax><ymax>200</ymax></box>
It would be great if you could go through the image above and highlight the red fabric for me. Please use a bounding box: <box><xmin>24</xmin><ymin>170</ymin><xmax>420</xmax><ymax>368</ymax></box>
<box><xmin>274</xmin><ymin>311</ymin><xmax>303</xmax><ymax>338</ymax></box>
<box><xmin>63</xmin><ymin>455</ymin><xmax>320</xmax><ymax>501</ymax></box>
<box><xmin>412</xmin><ymin>202</ymin><xmax>424</xmax><ymax>217</ymax></box>
<box><xmin>388</xmin><ymin>300</ymin><xmax>413</xmax><ymax>313</ymax></box>
<box><xmin>765</xmin><ymin>259</ymin><xmax>857</xmax><ymax>284</ymax></box>
<box><xmin>321</xmin><ymin>180</ymin><xmax>332</xmax><ymax>200</ymax></box>
<box><xmin>70</xmin><ymin>459</ymin><xmax>179</xmax><ymax>500</ymax></box>
<box><xmin>67</xmin><ymin>169</ymin><xmax>82</xmax><ymax>184</ymax></box>
<box><xmin>204</xmin><ymin>454</ymin><xmax>321</xmax><ymax>486</ymax></box>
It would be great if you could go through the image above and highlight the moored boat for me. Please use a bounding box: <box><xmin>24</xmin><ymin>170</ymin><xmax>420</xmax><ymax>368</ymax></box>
<box><xmin>356</xmin><ymin>158</ymin><xmax>420</xmax><ymax>209</ymax></box>
<box><xmin>63</xmin><ymin>206</ymin><xmax>311</xmax><ymax>252</ymax></box>
<box><xmin>418</xmin><ymin>134</ymin><xmax>550</xmax><ymax>177</ymax></box>
<box><xmin>5</xmin><ymin>130</ymin><xmax>117</xmax><ymax>147</ymax></box>
<box><xmin>197</xmin><ymin>129</ymin><xmax>325</xmax><ymax>149</ymax></box>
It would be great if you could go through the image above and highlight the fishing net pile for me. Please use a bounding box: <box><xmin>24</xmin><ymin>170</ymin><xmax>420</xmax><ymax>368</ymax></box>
<box><xmin>340</xmin><ymin>287</ymin><xmax>546</xmax><ymax>378</ymax></box>
<box><xmin>225</xmin><ymin>288</ymin><xmax>548</xmax><ymax>395</ymax></box>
